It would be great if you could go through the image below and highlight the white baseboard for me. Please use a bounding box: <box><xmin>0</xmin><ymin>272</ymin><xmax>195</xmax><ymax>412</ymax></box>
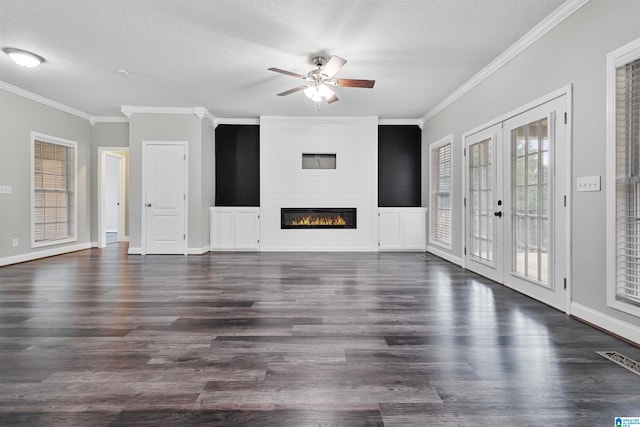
<box><xmin>0</xmin><ymin>242</ymin><xmax>92</xmax><ymax>267</ymax></box>
<box><xmin>188</xmin><ymin>245</ymin><xmax>211</xmax><ymax>255</ymax></box>
<box><xmin>571</xmin><ymin>302</ymin><xmax>640</xmax><ymax>346</ymax></box>
<box><xmin>91</xmin><ymin>241</ymin><xmax>99</xmax><ymax>248</ymax></box>
<box><xmin>122</xmin><ymin>236</ymin><xmax>130</xmax><ymax>242</ymax></box>
<box><xmin>259</xmin><ymin>247</ymin><xmax>378</xmax><ymax>252</ymax></box>
<box><xmin>379</xmin><ymin>247</ymin><xmax>427</xmax><ymax>252</ymax></box>
<box><xmin>211</xmin><ymin>247</ymin><xmax>260</xmax><ymax>252</ymax></box>
<box><xmin>128</xmin><ymin>246</ymin><xmax>210</xmax><ymax>255</ymax></box>
<box><xmin>426</xmin><ymin>245</ymin><xmax>463</xmax><ymax>266</ymax></box>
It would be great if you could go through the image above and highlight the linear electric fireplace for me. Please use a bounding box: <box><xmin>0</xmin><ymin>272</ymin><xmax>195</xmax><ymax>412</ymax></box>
<box><xmin>281</xmin><ymin>208</ymin><xmax>357</xmax><ymax>229</ymax></box>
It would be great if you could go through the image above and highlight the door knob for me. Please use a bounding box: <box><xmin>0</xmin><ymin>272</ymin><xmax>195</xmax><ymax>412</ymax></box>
<box><xmin>145</xmin><ymin>203</ymin><xmax>152</xmax><ymax>207</ymax></box>
<box><xmin>494</xmin><ymin>211</ymin><xmax>502</xmax><ymax>217</ymax></box>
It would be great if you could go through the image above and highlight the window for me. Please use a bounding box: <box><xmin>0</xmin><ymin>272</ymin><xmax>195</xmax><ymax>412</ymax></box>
<box><xmin>607</xmin><ymin>37</ymin><xmax>640</xmax><ymax>316</ymax></box>
<box><xmin>31</xmin><ymin>132</ymin><xmax>77</xmax><ymax>247</ymax></box>
<box><xmin>430</xmin><ymin>136</ymin><xmax>452</xmax><ymax>248</ymax></box>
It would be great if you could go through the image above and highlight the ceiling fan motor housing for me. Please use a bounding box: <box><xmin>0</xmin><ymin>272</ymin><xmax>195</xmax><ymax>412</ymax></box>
<box><xmin>312</xmin><ymin>56</ymin><xmax>327</xmax><ymax>68</ymax></box>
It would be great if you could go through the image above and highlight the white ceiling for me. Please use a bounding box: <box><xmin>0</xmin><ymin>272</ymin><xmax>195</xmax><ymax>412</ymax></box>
<box><xmin>0</xmin><ymin>0</ymin><xmax>566</xmax><ymax>120</ymax></box>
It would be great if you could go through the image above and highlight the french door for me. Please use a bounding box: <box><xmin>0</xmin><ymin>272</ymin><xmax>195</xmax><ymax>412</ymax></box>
<box><xmin>465</xmin><ymin>95</ymin><xmax>568</xmax><ymax>311</ymax></box>
<box><xmin>465</xmin><ymin>124</ymin><xmax>504</xmax><ymax>284</ymax></box>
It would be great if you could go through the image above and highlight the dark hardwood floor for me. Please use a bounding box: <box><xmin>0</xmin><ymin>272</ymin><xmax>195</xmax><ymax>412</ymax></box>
<box><xmin>1</xmin><ymin>244</ymin><xmax>640</xmax><ymax>426</ymax></box>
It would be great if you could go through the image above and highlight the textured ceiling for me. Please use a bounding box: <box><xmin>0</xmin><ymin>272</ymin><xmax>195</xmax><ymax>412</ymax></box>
<box><xmin>0</xmin><ymin>0</ymin><xmax>565</xmax><ymax>119</ymax></box>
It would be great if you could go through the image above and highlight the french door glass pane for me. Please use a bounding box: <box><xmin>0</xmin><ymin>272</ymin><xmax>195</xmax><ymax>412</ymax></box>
<box><xmin>511</xmin><ymin>118</ymin><xmax>550</xmax><ymax>285</ymax></box>
<box><xmin>469</xmin><ymin>137</ymin><xmax>493</xmax><ymax>263</ymax></box>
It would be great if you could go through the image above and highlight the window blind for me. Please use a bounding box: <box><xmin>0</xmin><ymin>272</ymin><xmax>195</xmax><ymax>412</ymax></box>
<box><xmin>33</xmin><ymin>139</ymin><xmax>75</xmax><ymax>243</ymax></box>
<box><xmin>431</xmin><ymin>142</ymin><xmax>452</xmax><ymax>246</ymax></box>
<box><xmin>616</xmin><ymin>58</ymin><xmax>640</xmax><ymax>303</ymax></box>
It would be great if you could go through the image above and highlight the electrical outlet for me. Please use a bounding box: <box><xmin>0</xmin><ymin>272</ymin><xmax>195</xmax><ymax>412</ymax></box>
<box><xmin>0</xmin><ymin>185</ymin><xmax>12</xmax><ymax>195</ymax></box>
<box><xmin>12</xmin><ymin>239</ymin><xmax>18</xmax><ymax>248</ymax></box>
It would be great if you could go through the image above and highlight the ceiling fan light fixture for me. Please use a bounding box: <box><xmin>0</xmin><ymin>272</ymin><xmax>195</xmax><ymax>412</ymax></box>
<box><xmin>303</xmin><ymin>86</ymin><xmax>315</xmax><ymax>99</ymax></box>
<box><xmin>304</xmin><ymin>85</ymin><xmax>323</xmax><ymax>102</ymax></box>
<box><xmin>304</xmin><ymin>83</ymin><xmax>333</xmax><ymax>103</ymax></box>
<box><xmin>318</xmin><ymin>84</ymin><xmax>333</xmax><ymax>98</ymax></box>
<box><xmin>3</xmin><ymin>47</ymin><xmax>44</xmax><ymax>68</ymax></box>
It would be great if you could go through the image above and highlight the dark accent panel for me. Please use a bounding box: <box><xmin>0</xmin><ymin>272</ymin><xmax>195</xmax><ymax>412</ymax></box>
<box><xmin>378</xmin><ymin>125</ymin><xmax>421</xmax><ymax>207</ymax></box>
<box><xmin>215</xmin><ymin>125</ymin><xmax>260</xmax><ymax>206</ymax></box>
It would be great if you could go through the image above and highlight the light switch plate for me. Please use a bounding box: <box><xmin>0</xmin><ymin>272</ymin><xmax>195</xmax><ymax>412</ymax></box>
<box><xmin>577</xmin><ymin>175</ymin><xmax>601</xmax><ymax>192</ymax></box>
<box><xmin>0</xmin><ymin>185</ymin><xmax>12</xmax><ymax>195</ymax></box>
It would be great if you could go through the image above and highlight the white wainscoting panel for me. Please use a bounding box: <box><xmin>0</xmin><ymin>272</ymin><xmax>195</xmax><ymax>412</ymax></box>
<box><xmin>378</xmin><ymin>211</ymin><xmax>402</xmax><ymax>249</ymax></box>
<box><xmin>378</xmin><ymin>208</ymin><xmax>427</xmax><ymax>251</ymax></box>
<box><xmin>211</xmin><ymin>207</ymin><xmax>260</xmax><ymax>251</ymax></box>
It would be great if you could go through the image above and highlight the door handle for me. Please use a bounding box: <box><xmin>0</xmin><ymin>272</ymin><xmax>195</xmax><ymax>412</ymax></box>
<box><xmin>494</xmin><ymin>211</ymin><xmax>502</xmax><ymax>217</ymax></box>
<box><xmin>145</xmin><ymin>203</ymin><xmax>152</xmax><ymax>207</ymax></box>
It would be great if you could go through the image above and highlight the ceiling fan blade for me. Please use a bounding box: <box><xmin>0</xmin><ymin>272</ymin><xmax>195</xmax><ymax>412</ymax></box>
<box><xmin>326</xmin><ymin>93</ymin><xmax>339</xmax><ymax>104</ymax></box>
<box><xmin>276</xmin><ymin>86</ymin><xmax>307</xmax><ymax>96</ymax></box>
<box><xmin>268</xmin><ymin>67</ymin><xmax>306</xmax><ymax>79</ymax></box>
<box><xmin>335</xmin><ymin>78</ymin><xmax>375</xmax><ymax>88</ymax></box>
<box><xmin>320</xmin><ymin>55</ymin><xmax>346</xmax><ymax>78</ymax></box>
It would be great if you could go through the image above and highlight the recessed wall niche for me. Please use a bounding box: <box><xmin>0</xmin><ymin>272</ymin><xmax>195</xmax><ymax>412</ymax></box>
<box><xmin>378</xmin><ymin>125</ymin><xmax>421</xmax><ymax>207</ymax></box>
<box><xmin>215</xmin><ymin>124</ymin><xmax>260</xmax><ymax>207</ymax></box>
<box><xmin>302</xmin><ymin>153</ymin><xmax>336</xmax><ymax>169</ymax></box>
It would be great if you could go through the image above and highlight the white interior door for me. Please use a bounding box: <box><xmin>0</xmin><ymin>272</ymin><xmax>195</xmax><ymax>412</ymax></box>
<box><xmin>464</xmin><ymin>95</ymin><xmax>568</xmax><ymax>311</ymax></box>
<box><xmin>143</xmin><ymin>142</ymin><xmax>187</xmax><ymax>255</ymax></box>
<box><xmin>503</xmin><ymin>96</ymin><xmax>567</xmax><ymax>311</ymax></box>
<box><xmin>465</xmin><ymin>124</ymin><xmax>503</xmax><ymax>283</ymax></box>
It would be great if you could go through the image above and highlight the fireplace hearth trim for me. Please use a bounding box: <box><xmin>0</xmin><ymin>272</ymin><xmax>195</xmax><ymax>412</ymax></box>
<box><xmin>281</xmin><ymin>207</ymin><xmax>357</xmax><ymax>229</ymax></box>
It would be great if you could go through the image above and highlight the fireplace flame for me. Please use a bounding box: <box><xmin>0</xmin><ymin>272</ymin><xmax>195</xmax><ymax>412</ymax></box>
<box><xmin>291</xmin><ymin>214</ymin><xmax>346</xmax><ymax>226</ymax></box>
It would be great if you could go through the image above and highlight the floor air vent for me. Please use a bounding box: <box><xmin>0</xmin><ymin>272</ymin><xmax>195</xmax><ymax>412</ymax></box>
<box><xmin>596</xmin><ymin>351</ymin><xmax>640</xmax><ymax>376</ymax></box>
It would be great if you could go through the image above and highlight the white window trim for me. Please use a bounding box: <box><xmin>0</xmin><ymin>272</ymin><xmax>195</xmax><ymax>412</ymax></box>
<box><xmin>30</xmin><ymin>132</ymin><xmax>78</xmax><ymax>248</ymax></box>
<box><xmin>429</xmin><ymin>134</ymin><xmax>453</xmax><ymax>250</ymax></box>
<box><xmin>606</xmin><ymin>36</ymin><xmax>640</xmax><ymax>318</ymax></box>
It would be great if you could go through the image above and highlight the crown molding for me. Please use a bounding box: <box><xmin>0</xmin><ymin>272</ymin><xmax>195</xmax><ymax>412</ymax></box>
<box><xmin>194</xmin><ymin>107</ymin><xmax>217</xmax><ymax>126</ymax></box>
<box><xmin>260</xmin><ymin>116</ymin><xmax>379</xmax><ymax>126</ymax></box>
<box><xmin>420</xmin><ymin>0</ymin><xmax>590</xmax><ymax>124</ymax></box>
<box><xmin>378</xmin><ymin>119</ymin><xmax>423</xmax><ymax>129</ymax></box>
<box><xmin>89</xmin><ymin>116</ymin><xmax>129</xmax><ymax>126</ymax></box>
<box><xmin>215</xmin><ymin>118</ymin><xmax>260</xmax><ymax>127</ymax></box>
<box><xmin>121</xmin><ymin>105</ymin><xmax>217</xmax><ymax>126</ymax></box>
<box><xmin>121</xmin><ymin>105</ymin><xmax>198</xmax><ymax>117</ymax></box>
<box><xmin>0</xmin><ymin>80</ymin><xmax>92</xmax><ymax>121</ymax></box>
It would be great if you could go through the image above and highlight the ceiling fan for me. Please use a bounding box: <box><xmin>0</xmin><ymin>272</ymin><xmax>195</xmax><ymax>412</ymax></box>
<box><xmin>268</xmin><ymin>55</ymin><xmax>375</xmax><ymax>104</ymax></box>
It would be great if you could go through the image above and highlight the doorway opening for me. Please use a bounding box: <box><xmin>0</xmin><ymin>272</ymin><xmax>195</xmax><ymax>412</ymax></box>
<box><xmin>98</xmin><ymin>148</ymin><xmax>129</xmax><ymax>248</ymax></box>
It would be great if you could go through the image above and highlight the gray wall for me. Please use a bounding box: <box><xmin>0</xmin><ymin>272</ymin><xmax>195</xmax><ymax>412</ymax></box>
<box><xmin>201</xmin><ymin>119</ymin><xmax>215</xmax><ymax>248</ymax></box>
<box><xmin>422</xmin><ymin>0</ymin><xmax>640</xmax><ymax>327</ymax></box>
<box><xmin>0</xmin><ymin>89</ymin><xmax>92</xmax><ymax>260</ymax></box>
<box><xmin>91</xmin><ymin>122</ymin><xmax>130</xmax><ymax>241</ymax></box>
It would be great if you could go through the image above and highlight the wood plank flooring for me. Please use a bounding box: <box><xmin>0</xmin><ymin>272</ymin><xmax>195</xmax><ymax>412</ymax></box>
<box><xmin>1</xmin><ymin>244</ymin><xmax>640</xmax><ymax>426</ymax></box>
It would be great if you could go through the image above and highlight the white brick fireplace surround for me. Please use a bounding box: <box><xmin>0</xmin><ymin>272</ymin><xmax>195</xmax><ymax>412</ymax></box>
<box><xmin>259</xmin><ymin>116</ymin><xmax>378</xmax><ymax>251</ymax></box>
